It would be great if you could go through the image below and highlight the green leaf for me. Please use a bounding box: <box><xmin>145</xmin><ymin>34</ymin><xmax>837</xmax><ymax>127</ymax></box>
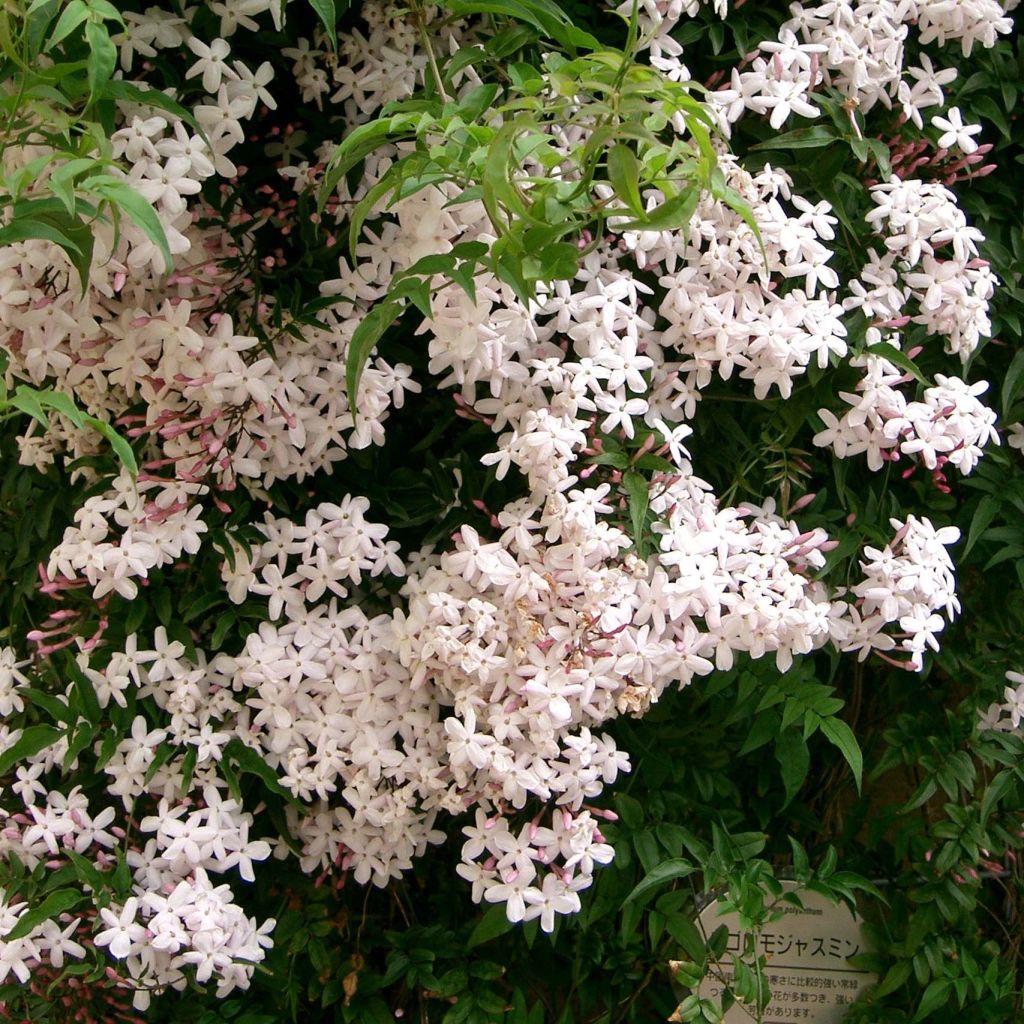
<box><xmin>536</xmin><ymin>241</ymin><xmax>578</xmax><ymax>282</ymax></box>
<box><xmin>819</xmin><ymin>717</ymin><xmax>862</xmax><ymax>791</ymax></box>
<box><xmin>85</xmin><ymin>0</ymin><xmax>125</xmax><ymax>25</ymax></box>
<box><xmin>665</xmin><ymin>915</ymin><xmax>706</xmax><ymax>965</ymax></box>
<box><xmin>6</xmin><ymin>386</ymin><xmax>49</xmax><ymax>429</ymax></box>
<box><xmin>223</xmin><ymin>739</ymin><xmax>301</xmax><ymax>804</ymax></box>
<box><xmin>865</xmin><ymin>342</ymin><xmax>928</xmax><ymax>386</ymax></box>
<box><xmin>64</xmin><ymin>850</ymin><xmax>104</xmax><ymax>893</ymax></box>
<box><xmin>739</xmin><ymin>710</ymin><xmax>780</xmax><ymax>755</ymax></box>
<box><xmin>32</xmin><ymin>387</ymin><xmax>86</xmax><ymax>426</ymax></box>
<box><xmin>618</xmin><ymin>185</ymin><xmax>697</xmax><ymax>232</ymax></box>
<box><xmin>863</xmin><ymin>138</ymin><xmax>892</xmax><ymax>179</ymax></box>
<box><xmin>872</xmin><ymin>958</ymin><xmax>913</xmax><ymax>999</ymax></box>
<box><xmin>84</xmin><ymin>176</ymin><xmax>171</xmax><ymax>274</ymax></box>
<box><xmin>458</xmin><ymin>82</ymin><xmax>500</xmax><ymax>121</ymax></box>
<box><xmin>615</xmin><ymin>792</ymin><xmax>643</xmax><ymax>830</ymax></box>
<box><xmin>143</xmin><ymin>742</ymin><xmax>177</xmax><ymax>786</ymax></box>
<box><xmin>83</xmin><ymin>416</ymin><xmax>138</xmax><ymax>475</ymax></box>
<box><xmin>482</xmin><ymin>119</ymin><xmax>528</xmax><ymax>234</ymax></box>
<box><xmin>0</xmin><ymin>725</ymin><xmax>61</xmax><ymax>776</ymax></box>
<box><xmin>100</xmin><ymin>80</ymin><xmax>208</xmax><ymax>144</ymax></box>
<box><xmin>912</xmin><ymin>978</ymin><xmax>951</xmax><ymax>1022</ymax></box>
<box><xmin>180</xmin><ymin>746</ymin><xmax>198</xmax><ymax>794</ymax></box>
<box><xmin>307</xmin><ymin>0</ymin><xmax>337</xmax><ymax>49</ymax></box>
<box><xmin>623</xmin><ymin>858</ymin><xmax>694</xmax><ymax>907</ymax></box>
<box><xmin>319</xmin><ymin>114</ymin><xmax>419</xmax><ymax>210</ymax></box>
<box><xmin>775</xmin><ymin>729</ymin><xmax>810</xmax><ymax>808</ymax></box>
<box><xmin>980</xmin><ymin>768</ymin><xmax>1015</xmax><ymax>824</ymax></box>
<box><xmin>3</xmin><ymin>889</ymin><xmax>84</xmax><ymax>941</ymax></box>
<box><xmin>48</xmin><ymin>156</ymin><xmax>104</xmax><ymax>216</ymax></box>
<box><xmin>749</xmin><ymin>125</ymin><xmax>837</xmax><ymax>151</ymax></box>
<box><xmin>62</xmin><ymin>721</ymin><xmax>96</xmax><ymax>772</ymax></box>
<box><xmin>84</xmin><ymin>20</ymin><xmax>117</xmax><ymax>104</ymax></box>
<box><xmin>1001</xmin><ymin>348</ymin><xmax>1024</xmax><ymax>415</ymax></box>
<box><xmin>445</xmin><ymin>0</ymin><xmax>600</xmax><ymax>52</ymax></box>
<box><xmin>607</xmin><ymin>143</ymin><xmax>645</xmax><ymax>217</ymax></box>
<box><xmin>347</xmin><ymin>173</ymin><xmax>397</xmax><ymax>259</ymax></box>
<box><xmin>622</xmin><ymin>471</ymin><xmax>649</xmax><ymax>556</ymax></box>
<box><xmin>22</xmin><ymin>688</ymin><xmax>72</xmax><ymax>726</ymax></box>
<box><xmin>210</xmin><ymin>611</ymin><xmax>237</xmax><ymax>649</ymax></box>
<box><xmin>962</xmin><ymin>494</ymin><xmax>999</xmax><ymax>559</ymax></box>
<box><xmin>23</xmin><ymin>0</ymin><xmax>60</xmax><ymax>55</ymax></box>
<box><xmin>346</xmin><ymin>298</ymin><xmax>405</xmax><ymax>419</ymax></box>
<box><xmin>466</xmin><ymin>905</ymin><xmax>514</xmax><ymax>948</ymax></box>
<box><xmin>111</xmin><ymin>849</ymin><xmax>131</xmax><ymax>895</ymax></box>
<box><xmin>361</xmin><ymin>1000</ymin><xmax>395</xmax><ymax>1024</ymax></box>
<box><xmin>48</xmin><ymin>0</ymin><xmax>88</xmax><ymax>46</ymax></box>
<box><xmin>0</xmin><ymin>207</ymin><xmax>94</xmax><ymax>293</ymax></box>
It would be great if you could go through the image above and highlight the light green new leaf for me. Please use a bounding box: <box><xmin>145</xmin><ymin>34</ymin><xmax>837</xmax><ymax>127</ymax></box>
<box><xmin>482</xmin><ymin>120</ymin><xmax>528</xmax><ymax>234</ymax></box>
<box><xmin>446</xmin><ymin>0</ymin><xmax>599</xmax><ymax>52</ymax></box>
<box><xmin>86</xmin><ymin>0</ymin><xmax>125</xmax><ymax>25</ymax></box>
<box><xmin>319</xmin><ymin>115</ymin><xmax>419</xmax><ymax>212</ymax></box>
<box><xmin>48</xmin><ymin>156</ymin><xmax>106</xmax><ymax>217</ymax></box>
<box><xmin>4</xmin><ymin>386</ymin><xmax>138</xmax><ymax>474</ymax></box>
<box><xmin>618</xmin><ymin>185</ymin><xmax>698</xmax><ymax>233</ymax></box>
<box><xmin>348</xmin><ymin>173</ymin><xmax>399</xmax><ymax>258</ymax></box>
<box><xmin>32</xmin><ymin>387</ymin><xmax>86</xmax><ymax>426</ymax></box>
<box><xmin>6</xmin><ymin>386</ymin><xmax>49</xmax><ymax>429</ymax></box>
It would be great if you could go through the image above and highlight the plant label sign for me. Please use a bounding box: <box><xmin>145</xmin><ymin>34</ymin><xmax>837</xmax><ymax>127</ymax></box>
<box><xmin>696</xmin><ymin>885</ymin><xmax>875</xmax><ymax>1022</ymax></box>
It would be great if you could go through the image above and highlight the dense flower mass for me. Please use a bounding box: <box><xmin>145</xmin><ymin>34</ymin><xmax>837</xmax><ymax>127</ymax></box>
<box><xmin>0</xmin><ymin>0</ymin><xmax>1016</xmax><ymax>1012</ymax></box>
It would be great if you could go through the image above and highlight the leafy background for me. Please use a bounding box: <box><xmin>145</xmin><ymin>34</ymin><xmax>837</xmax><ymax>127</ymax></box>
<box><xmin>0</xmin><ymin>1</ymin><xmax>1022</xmax><ymax>1023</ymax></box>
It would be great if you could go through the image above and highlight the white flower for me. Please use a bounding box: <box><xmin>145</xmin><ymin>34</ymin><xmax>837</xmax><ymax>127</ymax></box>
<box><xmin>932</xmin><ymin>107</ymin><xmax>983</xmax><ymax>154</ymax></box>
<box><xmin>95</xmin><ymin>898</ymin><xmax>146</xmax><ymax>959</ymax></box>
<box><xmin>186</xmin><ymin>37</ymin><xmax>238</xmax><ymax>94</ymax></box>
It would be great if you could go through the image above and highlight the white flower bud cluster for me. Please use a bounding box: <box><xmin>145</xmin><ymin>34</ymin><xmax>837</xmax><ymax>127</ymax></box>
<box><xmin>781</xmin><ymin>0</ymin><xmax>1011</xmax><ymax>110</ymax></box>
<box><xmin>711</xmin><ymin>33</ymin><xmax>827</xmax><ymax>130</ymax></box>
<box><xmin>814</xmin><ymin>356</ymin><xmax>999</xmax><ymax>477</ymax></box>
<box><xmin>813</xmin><ymin>174</ymin><xmax>1000</xmax><ymax>478</ymax></box>
<box><xmin>858</xmin><ymin>178</ymin><xmax>997</xmax><ymax>360</ymax></box>
<box><xmin>622</xmin><ymin>156</ymin><xmax>847</xmax><ymax>404</ymax></box>
<box><xmin>831</xmin><ymin>515</ymin><xmax>961</xmax><ymax>670</ymax></box>
<box><xmin>94</xmin><ymin>871</ymin><xmax>274</xmax><ymax>1009</ymax></box>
